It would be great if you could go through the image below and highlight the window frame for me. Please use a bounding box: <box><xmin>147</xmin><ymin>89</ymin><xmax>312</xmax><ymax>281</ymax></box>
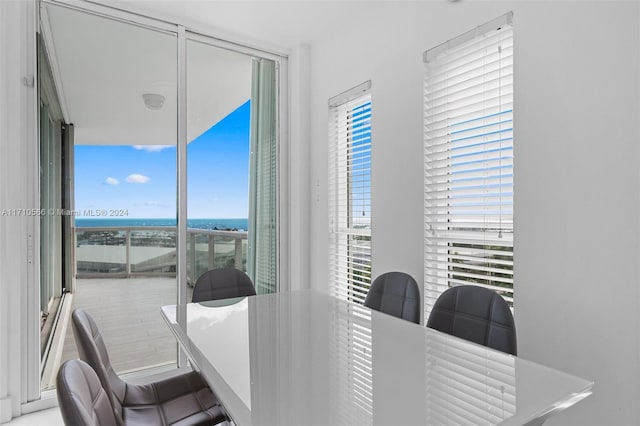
<box><xmin>328</xmin><ymin>81</ymin><xmax>372</xmax><ymax>305</ymax></box>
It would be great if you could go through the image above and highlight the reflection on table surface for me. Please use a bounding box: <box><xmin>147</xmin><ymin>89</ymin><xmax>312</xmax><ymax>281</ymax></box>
<box><xmin>161</xmin><ymin>290</ymin><xmax>592</xmax><ymax>426</ymax></box>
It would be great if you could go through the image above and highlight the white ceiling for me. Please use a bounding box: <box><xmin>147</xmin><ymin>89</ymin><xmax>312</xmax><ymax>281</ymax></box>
<box><xmin>99</xmin><ymin>0</ymin><xmax>371</xmax><ymax>50</ymax></box>
<box><xmin>42</xmin><ymin>3</ymin><xmax>252</xmax><ymax>146</ymax></box>
<box><xmin>44</xmin><ymin>1</ymin><xmax>455</xmax><ymax>146</ymax></box>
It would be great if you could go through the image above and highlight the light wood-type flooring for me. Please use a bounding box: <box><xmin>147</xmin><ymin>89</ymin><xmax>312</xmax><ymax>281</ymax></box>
<box><xmin>47</xmin><ymin>278</ymin><xmax>193</xmax><ymax>389</ymax></box>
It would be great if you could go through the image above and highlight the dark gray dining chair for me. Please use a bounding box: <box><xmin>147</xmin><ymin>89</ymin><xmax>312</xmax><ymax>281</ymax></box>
<box><xmin>71</xmin><ymin>308</ymin><xmax>227</xmax><ymax>425</ymax></box>
<box><xmin>364</xmin><ymin>272</ymin><xmax>421</xmax><ymax>324</ymax></box>
<box><xmin>57</xmin><ymin>358</ymin><xmax>119</xmax><ymax>426</ymax></box>
<box><xmin>192</xmin><ymin>268</ymin><xmax>256</xmax><ymax>303</ymax></box>
<box><xmin>427</xmin><ymin>285</ymin><xmax>517</xmax><ymax>355</ymax></box>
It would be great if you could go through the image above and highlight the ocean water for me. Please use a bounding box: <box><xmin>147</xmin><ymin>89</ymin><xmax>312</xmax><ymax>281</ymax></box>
<box><xmin>75</xmin><ymin>218</ymin><xmax>248</xmax><ymax>231</ymax></box>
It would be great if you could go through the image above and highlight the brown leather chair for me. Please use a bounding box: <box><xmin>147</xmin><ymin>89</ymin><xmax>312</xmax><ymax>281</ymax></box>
<box><xmin>57</xmin><ymin>359</ymin><xmax>119</xmax><ymax>426</ymax></box>
<box><xmin>427</xmin><ymin>285</ymin><xmax>517</xmax><ymax>355</ymax></box>
<box><xmin>364</xmin><ymin>272</ymin><xmax>421</xmax><ymax>324</ymax></box>
<box><xmin>71</xmin><ymin>308</ymin><xmax>227</xmax><ymax>425</ymax></box>
<box><xmin>192</xmin><ymin>268</ymin><xmax>256</xmax><ymax>303</ymax></box>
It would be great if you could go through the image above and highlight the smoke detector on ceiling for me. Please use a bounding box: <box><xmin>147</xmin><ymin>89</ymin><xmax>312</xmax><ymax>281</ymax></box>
<box><xmin>142</xmin><ymin>93</ymin><xmax>165</xmax><ymax>110</ymax></box>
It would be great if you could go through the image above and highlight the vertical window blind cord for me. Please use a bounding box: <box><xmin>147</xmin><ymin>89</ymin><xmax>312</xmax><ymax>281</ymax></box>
<box><xmin>498</xmin><ymin>42</ymin><xmax>503</xmax><ymax>239</ymax></box>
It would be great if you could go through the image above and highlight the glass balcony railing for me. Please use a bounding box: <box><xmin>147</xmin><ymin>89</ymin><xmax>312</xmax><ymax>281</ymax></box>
<box><xmin>75</xmin><ymin>226</ymin><xmax>248</xmax><ymax>282</ymax></box>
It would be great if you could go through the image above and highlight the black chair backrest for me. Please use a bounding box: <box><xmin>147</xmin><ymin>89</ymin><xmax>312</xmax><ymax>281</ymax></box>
<box><xmin>56</xmin><ymin>359</ymin><xmax>119</xmax><ymax>426</ymax></box>
<box><xmin>71</xmin><ymin>308</ymin><xmax>125</xmax><ymax>423</ymax></box>
<box><xmin>192</xmin><ymin>268</ymin><xmax>256</xmax><ymax>302</ymax></box>
<box><xmin>427</xmin><ymin>285</ymin><xmax>517</xmax><ymax>355</ymax></box>
<box><xmin>364</xmin><ymin>272</ymin><xmax>420</xmax><ymax>324</ymax></box>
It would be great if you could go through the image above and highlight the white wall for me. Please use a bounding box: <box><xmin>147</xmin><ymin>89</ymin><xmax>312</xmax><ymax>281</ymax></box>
<box><xmin>306</xmin><ymin>1</ymin><xmax>640</xmax><ymax>425</ymax></box>
<box><xmin>287</xmin><ymin>43</ymin><xmax>311</xmax><ymax>291</ymax></box>
<box><xmin>0</xmin><ymin>0</ymin><xmax>39</xmax><ymax>422</ymax></box>
<box><xmin>514</xmin><ymin>2</ymin><xmax>640</xmax><ymax>424</ymax></box>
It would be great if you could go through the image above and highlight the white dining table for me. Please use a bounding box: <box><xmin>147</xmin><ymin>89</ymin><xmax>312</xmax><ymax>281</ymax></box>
<box><xmin>161</xmin><ymin>290</ymin><xmax>592</xmax><ymax>426</ymax></box>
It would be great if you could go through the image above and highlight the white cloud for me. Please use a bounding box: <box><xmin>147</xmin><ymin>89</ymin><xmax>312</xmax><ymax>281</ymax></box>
<box><xmin>126</xmin><ymin>174</ymin><xmax>151</xmax><ymax>184</ymax></box>
<box><xmin>143</xmin><ymin>201</ymin><xmax>170</xmax><ymax>208</ymax></box>
<box><xmin>133</xmin><ymin>145</ymin><xmax>172</xmax><ymax>152</ymax></box>
<box><xmin>105</xmin><ymin>177</ymin><xmax>119</xmax><ymax>185</ymax></box>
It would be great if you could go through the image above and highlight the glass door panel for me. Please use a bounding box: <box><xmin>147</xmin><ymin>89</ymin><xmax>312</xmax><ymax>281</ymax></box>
<box><xmin>186</xmin><ymin>38</ymin><xmax>278</xmax><ymax>295</ymax></box>
<box><xmin>185</xmin><ymin>40</ymin><xmax>252</xmax><ymax>292</ymax></box>
<box><xmin>40</xmin><ymin>3</ymin><xmax>178</xmax><ymax>388</ymax></box>
<box><xmin>39</xmin><ymin>103</ymin><xmax>62</xmax><ymax>315</ymax></box>
<box><xmin>39</xmin><ymin>30</ymin><xmax>67</xmax><ymax>388</ymax></box>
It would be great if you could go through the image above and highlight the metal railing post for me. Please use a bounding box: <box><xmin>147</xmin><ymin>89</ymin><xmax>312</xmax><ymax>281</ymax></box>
<box><xmin>234</xmin><ymin>237</ymin><xmax>243</xmax><ymax>270</ymax></box>
<box><xmin>189</xmin><ymin>231</ymin><xmax>196</xmax><ymax>284</ymax></box>
<box><xmin>125</xmin><ymin>230</ymin><xmax>131</xmax><ymax>277</ymax></box>
<box><xmin>208</xmin><ymin>235</ymin><xmax>215</xmax><ymax>270</ymax></box>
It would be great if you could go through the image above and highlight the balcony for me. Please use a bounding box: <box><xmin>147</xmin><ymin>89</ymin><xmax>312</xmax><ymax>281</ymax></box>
<box><xmin>41</xmin><ymin>226</ymin><xmax>248</xmax><ymax>390</ymax></box>
<box><xmin>75</xmin><ymin>226</ymin><xmax>248</xmax><ymax>281</ymax></box>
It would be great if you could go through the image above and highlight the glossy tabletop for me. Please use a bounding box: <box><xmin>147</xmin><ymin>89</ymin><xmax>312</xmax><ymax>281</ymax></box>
<box><xmin>161</xmin><ymin>290</ymin><xmax>592</xmax><ymax>426</ymax></box>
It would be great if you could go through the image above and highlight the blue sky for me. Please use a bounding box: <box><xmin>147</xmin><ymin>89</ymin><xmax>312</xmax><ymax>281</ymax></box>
<box><xmin>75</xmin><ymin>100</ymin><xmax>250</xmax><ymax>219</ymax></box>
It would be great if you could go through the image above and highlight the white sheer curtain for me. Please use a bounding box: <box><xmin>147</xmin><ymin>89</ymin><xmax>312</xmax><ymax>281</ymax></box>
<box><xmin>248</xmin><ymin>57</ymin><xmax>277</xmax><ymax>294</ymax></box>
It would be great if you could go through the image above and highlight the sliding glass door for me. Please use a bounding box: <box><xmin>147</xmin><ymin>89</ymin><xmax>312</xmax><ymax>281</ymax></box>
<box><xmin>38</xmin><ymin>32</ymin><xmax>69</xmax><ymax>389</ymax></box>
<box><xmin>37</xmin><ymin>0</ymin><xmax>282</xmax><ymax>396</ymax></box>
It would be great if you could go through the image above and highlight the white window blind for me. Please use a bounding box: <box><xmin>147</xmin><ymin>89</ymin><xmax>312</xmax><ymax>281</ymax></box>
<box><xmin>329</xmin><ymin>81</ymin><xmax>372</xmax><ymax>304</ymax></box>
<box><xmin>424</xmin><ymin>13</ymin><xmax>514</xmax><ymax>315</ymax></box>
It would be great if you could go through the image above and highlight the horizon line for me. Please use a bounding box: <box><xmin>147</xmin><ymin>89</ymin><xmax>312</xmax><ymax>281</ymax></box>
<box><xmin>75</xmin><ymin>217</ymin><xmax>249</xmax><ymax>220</ymax></box>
